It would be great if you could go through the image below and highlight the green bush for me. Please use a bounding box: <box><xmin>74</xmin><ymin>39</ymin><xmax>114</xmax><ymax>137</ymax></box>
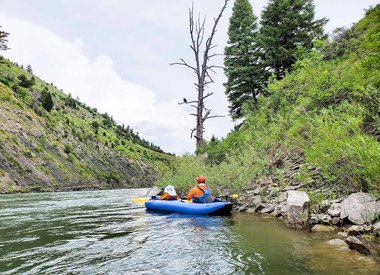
<box><xmin>23</xmin><ymin>150</ymin><xmax>33</xmax><ymax>158</ymax></box>
<box><xmin>41</xmin><ymin>89</ymin><xmax>54</xmax><ymax>112</ymax></box>
<box><xmin>67</xmin><ymin>153</ymin><xmax>76</xmax><ymax>162</ymax></box>
<box><xmin>64</xmin><ymin>144</ymin><xmax>74</xmax><ymax>154</ymax></box>
<box><xmin>305</xmin><ymin>103</ymin><xmax>380</xmax><ymax>192</ymax></box>
<box><xmin>17</xmin><ymin>74</ymin><xmax>34</xmax><ymax>88</ymax></box>
<box><xmin>35</xmin><ymin>146</ymin><xmax>44</xmax><ymax>153</ymax></box>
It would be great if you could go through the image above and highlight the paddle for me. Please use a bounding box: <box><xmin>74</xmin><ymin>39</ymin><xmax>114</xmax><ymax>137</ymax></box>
<box><xmin>132</xmin><ymin>197</ymin><xmax>149</xmax><ymax>203</ymax></box>
<box><xmin>132</xmin><ymin>186</ymin><xmax>163</xmax><ymax>203</ymax></box>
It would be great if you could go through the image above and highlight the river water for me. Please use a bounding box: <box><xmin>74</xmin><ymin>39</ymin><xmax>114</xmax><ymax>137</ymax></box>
<box><xmin>0</xmin><ymin>189</ymin><xmax>379</xmax><ymax>274</ymax></box>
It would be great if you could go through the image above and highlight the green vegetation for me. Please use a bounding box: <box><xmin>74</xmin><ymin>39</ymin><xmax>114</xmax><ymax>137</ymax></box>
<box><xmin>0</xmin><ymin>51</ymin><xmax>173</xmax><ymax>193</ymax></box>
<box><xmin>224</xmin><ymin>0</ymin><xmax>327</xmax><ymax>120</ymax></box>
<box><xmin>224</xmin><ymin>0</ymin><xmax>261</xmax><ymax>119</ymax></box>
<box><xmin>259</xmin><ymin>0</ymin><xmax>326</xmax><ymax>80</ymax></box>
<box><xmin>0</xmin><ymin>26</ymin><xmax>9</xmax><ymax>51</ymax></box>
<box><xmin>158</xmin><ymin>5</ymin><xmax>380</xmax><ymax>197</ymax></box>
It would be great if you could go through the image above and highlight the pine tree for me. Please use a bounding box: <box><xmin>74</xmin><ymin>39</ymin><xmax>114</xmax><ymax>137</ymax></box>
<box><xmin>259</xmin><ymin>0</ymin><xmax>327</xmax><ymax>80</ymax></box>
<box><xmin>224</xmin><ymin>0</ymin><xmax>263</xmax><ymax>120</ymax></box>
<box><xmin>26</xmin><ymin>65</ymin><xmax>33</xmax><ymax>74</ymax></box>
<box><xmin>0</xmin><ymin>26</ymin><xmax>9</xmax><ymax>51</ymax></box>
<box><xmin>41</xmin><ymin>89</ymin><xmax>54</xmax><ymax>112</ymax></box>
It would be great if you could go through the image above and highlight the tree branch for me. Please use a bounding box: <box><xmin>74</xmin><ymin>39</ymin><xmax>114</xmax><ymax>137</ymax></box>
<box><xmin>169</xmin><ymin>59</ymin><xmax>197</xmax><ymax>73</ymax></box>
<box><xmin>202</xmin><ymin>92</ymin><xmax>214</xmax><ymax>100</ymax></box>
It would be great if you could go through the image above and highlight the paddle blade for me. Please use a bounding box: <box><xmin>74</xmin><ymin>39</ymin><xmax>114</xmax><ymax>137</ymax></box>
<box><xmin>132</xmin><ymin>197</ymin><xmax>149</xmax><ymax>203</ymax></box>
<box><xmin>146</xmin><ymin>186</ymin><xmax>163</xmax><ymax>197</ymax></box>
<box><xmin>229</xmin><ymin>194</ymin><xmax>239</xmax><ymax>199</ymax></box>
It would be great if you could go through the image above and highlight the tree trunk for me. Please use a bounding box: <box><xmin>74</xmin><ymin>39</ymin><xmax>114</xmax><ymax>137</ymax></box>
<box><xmin>170</xmin><ymin>0</ymin><xmax>229</xmax><ymax>150</ymax></box>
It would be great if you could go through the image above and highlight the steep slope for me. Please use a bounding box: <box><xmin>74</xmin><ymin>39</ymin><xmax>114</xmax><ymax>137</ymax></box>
<box><xmin>0</xmin><ymin>57</ymin><xmax>173</xmax><ymax>193</ymax></box>
<box><xmin>158</xmin><ymin>5</ymin><xmax>380</xmax><ymax>198</ymax></box>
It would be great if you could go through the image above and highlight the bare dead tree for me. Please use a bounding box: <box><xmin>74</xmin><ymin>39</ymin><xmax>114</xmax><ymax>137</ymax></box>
<box><xmin>170</xmin><ymin>0</ymin><xmax>229</xmax><ymax>149</ymax></box>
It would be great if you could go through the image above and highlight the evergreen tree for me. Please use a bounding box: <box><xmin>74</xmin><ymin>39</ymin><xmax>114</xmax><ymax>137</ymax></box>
<box><xmin>224</xmin><ymin>0</ymin><xmax>263</xmax><ymax>120</ymax></box>
<box><xmin>0</xmin><ymin>26</ymin><xmax>9</xmax><ymax>51</ymax></box>
<box><xmin>26</xmin><ymin>65</ymin><xmax>33</xmax><ymax>74</ymax></box>
<box><xmin>41</xmin><ymin>89</ymin><xmax>54</xmax><ymax>112</ymax></box>
<box><xmin>259</xmin><ymin>0</ymin><xmax>327</xmax><ymax>79</ymax></box>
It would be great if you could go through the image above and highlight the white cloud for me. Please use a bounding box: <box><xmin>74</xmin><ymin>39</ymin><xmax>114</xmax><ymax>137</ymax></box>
<box><xmin>1</xmin><ymin>0</ymin><xmax>376</xmax><ymax>155</ymax></box>
<box><xmin>0</xmin><ymin>13</ymin><xmax>195</xmax><ymax>154</ymax></box>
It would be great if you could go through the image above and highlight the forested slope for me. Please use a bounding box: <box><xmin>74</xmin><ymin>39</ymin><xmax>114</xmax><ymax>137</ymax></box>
<box><xmin>0</xmin><ymin>57</ymin><xmax>172</xmax><ymax>193</ymax></box>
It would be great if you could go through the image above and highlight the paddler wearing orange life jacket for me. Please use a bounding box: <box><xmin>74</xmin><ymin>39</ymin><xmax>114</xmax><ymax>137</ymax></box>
<box><xmin>186</xmin><ymin>176</ymin><xmax>213</xmax><ymax>203</ymax></box>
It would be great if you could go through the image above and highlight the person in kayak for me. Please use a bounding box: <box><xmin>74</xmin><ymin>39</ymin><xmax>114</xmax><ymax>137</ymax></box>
<box><xmin>159</xmin><ymin>185</ymin><xmax>179</xmax><ymax>200</ymax></box>
<box><xmin>186</xmin><ymin>176</ymin><xmax>214</xmax><ymax>203</ymax></box>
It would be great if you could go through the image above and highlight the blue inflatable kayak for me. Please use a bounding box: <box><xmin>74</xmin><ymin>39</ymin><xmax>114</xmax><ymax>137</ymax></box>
<box><xmin>145</xmin><ymin>200</ymin><xmax>232</xmax><ymax>215</ymax></box>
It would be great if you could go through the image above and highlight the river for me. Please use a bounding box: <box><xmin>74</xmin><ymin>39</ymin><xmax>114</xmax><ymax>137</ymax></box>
<box><xmin>0</xmin><ymin>189</ymin><xmax>379</xmax><ymax>274</ymax></box>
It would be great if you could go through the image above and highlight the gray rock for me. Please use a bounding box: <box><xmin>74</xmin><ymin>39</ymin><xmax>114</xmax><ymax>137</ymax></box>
<box><xmin>285</xmin><ymin>191</ymin><xmax>310</xmax><ymax>228</ymax></box>
<box><xmin>330</xmin><ymin>217</ymin><xmax>341</xmax><ymax>225</ymax></box>
<box><xmin>373</xmin><ymin>222</ymin><xmax>380</xmax><ymax>237</ymax></box>
<box><xmin>250</xmin><ymin>196</ymin><xmax>262</xmax><ymax>208</ymax></box>
<box><xmin>311</xmin><ymin>224</ymin><xmax>336</xmax><ymax>232</ymax></box>
<box><xmin>309</xmin><ymin>214</ymin><xmax>319</xmax><ymax>225</ymax></box>
<box><xmin>239</xmin><ymin>204</ymin><xmax>248</xmax><ymax>212</ymax></box>
<box><xmin>317</xmin><ymin>214</ymin><xmax>331</xmax><ymax>224</ymax></box>
<box><xmin>340</xmin><ymin>193</ymin><xmax>380</xmax><ymax>225</ymax></box>
<box><xmin>345</xmin><ymin>236</ymin><xmax>370</xmax><ymax>254</ymax></box>
<box><xmin>256</xmin><ymin>203</ymin><xmax>267</xmax><ymax>212</ymax></box>
<box><xmin>321</xmin><ymin>200</ymin><xmax>330</xmax><ymax>212</ymax></box>
<box><xmin>261</xmin><ymin>205</ymin><xmax>274</xmax><ymax>214</ymax></box>
<box><xmin>246</xmin><ymin>207</ymin><xmax>256</xmax><ymax>214</ymax></box>
<box><xmin>252</xmin><ymin>187</ymin><xmax>262</xmax><ymax>196</ymax></box>
<box><xmin>327</xmin><ymin>208</ymin><xmax>340</xmax><ymax>217</ymax></box>
<box><xmin>326</xmin><ymin>239</ymin><xmax>350</xmax><ymax>251</ymax></box>
<box><xmin>271</xmin><ymin>209</ymin><xmax>282</xmax><ymax>217</ymax></box>
<box><xmin>338</xmin><ymin>231</ymin><xmax>348</xmax><ymax>238</ymax></box>
<box><xmin>277</xmin><ymin>192</ymin><xmax>287</xmax><ymax>202</ymax></box>
<box><xmin>347</xmin><ymin>225</ymin><xmax>364</xmax><ymax>236</ymax></box>
<box><xmin>363</xmin><ymin>225</ymin><xmax>374</xmax><ymax>234</ymax></box>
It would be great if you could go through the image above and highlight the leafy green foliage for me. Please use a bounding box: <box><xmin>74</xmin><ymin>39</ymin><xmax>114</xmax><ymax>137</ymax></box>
<box><xmin>64</xmin><ymin>144</ymin><xmax>75</xmax><ymax>154</ymax></box>
<box><xmin>0</xmin><ymin>48</ymin><xmax>173</xmax><ymax>193</ymax></box>
<box><xmin>17</xmin><ymin>74</ymin><xmax>35</xmax><ymax>88</ymax></box>
<box><xmin>160</xmin><ymin>5</ymin><xmax>380</xmax><ymax>196</ymax></box>
<box><xmin>64</xmin><ymin>95</ymin><xmax>77</xmax><ymax>109</ymax></box>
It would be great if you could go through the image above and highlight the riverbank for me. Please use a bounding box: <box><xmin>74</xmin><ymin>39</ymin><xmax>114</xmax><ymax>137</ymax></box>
<box><xmin>236</xmin><ymin>185</ymin><xmax>380</xmax><ymax>258</ymax></box>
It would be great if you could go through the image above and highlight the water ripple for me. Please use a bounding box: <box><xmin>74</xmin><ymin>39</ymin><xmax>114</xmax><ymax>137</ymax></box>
<box><xmin>1</xmin><ymin>189</ymin><xmax>379</xmax><ymax>274</ymax></box>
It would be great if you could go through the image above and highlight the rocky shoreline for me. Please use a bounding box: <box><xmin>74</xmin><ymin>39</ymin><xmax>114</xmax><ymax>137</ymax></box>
<box><xmin>236</xmin><ymin>189</ymin><xmax>380</xmax><ymax>257</ymax></box>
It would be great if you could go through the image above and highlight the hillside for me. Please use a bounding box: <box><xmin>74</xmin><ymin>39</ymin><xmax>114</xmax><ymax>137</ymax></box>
<box><xmin>158</xmin><ymin>5</ymin><xmax>380</xmax><ymax>199</ymax></box>
<box><xmin>0</xmin><ymin>57</ymin><xmax>173</xmax><ymax>193</ymax></box>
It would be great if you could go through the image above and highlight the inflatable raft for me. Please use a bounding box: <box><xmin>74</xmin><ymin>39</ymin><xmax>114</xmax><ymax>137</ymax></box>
<box><xmin>145</xmin><ymin>199</ymin><xmax>232</xmax><ymax>215</ymax></box>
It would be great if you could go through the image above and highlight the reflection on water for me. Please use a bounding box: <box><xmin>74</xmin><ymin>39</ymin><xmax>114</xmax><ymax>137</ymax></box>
<box><xmin>0</xmin><ymin>189</ymin><xmax>379</xmax><ymax>274</ymax></box>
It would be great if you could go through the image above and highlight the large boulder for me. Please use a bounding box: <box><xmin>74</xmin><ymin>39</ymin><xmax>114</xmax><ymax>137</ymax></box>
<box><xmin>345</xmin><ymin>236</ymin><xmax>370</xmax><ymax>254</ymax></box>
<box><xmin>340</xmin><ymin>193</ymin><xmax>380</xmax><ymax>225</ymax></box>
<box><xmin>311</xmin><ymin>224</ymin><xmax>336</xmax><ymax>232</ymax></box>
<box><xmin>326</xmin><ymin>239</ymin><xmax>350</xmax><ymax>251</ymax></box>
<box><xmin>285</xmin><ymin>191</ymin><xmax>310</xmax><ymax>229</ymax></box>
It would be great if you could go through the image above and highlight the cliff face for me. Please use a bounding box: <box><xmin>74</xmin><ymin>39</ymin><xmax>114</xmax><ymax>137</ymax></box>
<box><xmin>0</xmin><ymin>57</ymin><xmax>172</xmax><ymax>193</ymax></box>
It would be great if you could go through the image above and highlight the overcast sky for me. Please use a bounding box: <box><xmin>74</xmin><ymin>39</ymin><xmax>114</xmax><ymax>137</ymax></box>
<box><xmin>0</xmin><ymin>0</ymin><xmax>378</xmax><ymax>155</ymax></box>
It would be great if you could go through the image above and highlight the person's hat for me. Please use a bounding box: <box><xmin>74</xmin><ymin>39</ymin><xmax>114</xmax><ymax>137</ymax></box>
<box><xmin>196</xmin><ymin>176</ymin><xmax>206</xmax><ymax>183</ymax></box>
<box><xmin>164</xmin><ymin>185</ymin><xmax>177</xmax><ymax>196</ymax></box>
